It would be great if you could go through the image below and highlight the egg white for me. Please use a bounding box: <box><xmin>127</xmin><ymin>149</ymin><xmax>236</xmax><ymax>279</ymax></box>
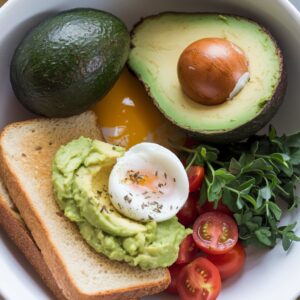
<box><xmin>108</xmin><ymin>143</ymin><xmax>189</xmax><ymax>222</ymax></box>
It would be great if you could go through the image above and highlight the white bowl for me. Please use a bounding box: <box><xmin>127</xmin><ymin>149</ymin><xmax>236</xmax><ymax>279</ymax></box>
<box><xmin>1</xmin><ymin>0</ymin><xmax>300</xmax><ymax>299</ymax></box>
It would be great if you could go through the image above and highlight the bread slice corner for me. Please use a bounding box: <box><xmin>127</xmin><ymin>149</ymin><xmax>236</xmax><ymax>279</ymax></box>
<box><xmin>0</xmin><ymin>111</ymin><xmax>170</xmax><ymax>300</ymax></box>
<box><xmin>0</xmin><ymin>177</ymin><xmax>66</xmax><ymax>300</ymax></box>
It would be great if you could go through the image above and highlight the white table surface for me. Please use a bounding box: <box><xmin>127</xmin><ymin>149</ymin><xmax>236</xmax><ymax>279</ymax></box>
<box><xmin>291</xmin><ymin>0</ymin><xmax>300</xmax><ymax>7</ymax></box>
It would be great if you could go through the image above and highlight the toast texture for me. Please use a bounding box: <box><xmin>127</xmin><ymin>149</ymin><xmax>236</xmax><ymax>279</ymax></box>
<box><xmin>0</xmin><ymin>111</ymin><xmax>170</xmax><ymax>300</ymax></box>
<box><xmin>0</xmin><ymin>177</ymin><xmax>66</xmax><ymax>300</ymax></box>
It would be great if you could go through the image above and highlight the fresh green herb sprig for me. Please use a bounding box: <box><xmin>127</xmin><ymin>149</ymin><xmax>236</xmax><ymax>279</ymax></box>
<box><xmin>178</xmin><ymin>126</ymin><xmax>300</xmax><ymax>250</ymax></box>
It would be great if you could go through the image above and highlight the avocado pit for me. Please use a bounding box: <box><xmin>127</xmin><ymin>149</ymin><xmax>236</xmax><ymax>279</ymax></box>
<box><xmin>177</xmin><ymin>38</ymin><xmax>250</xmax><ymax>105</ymax></box>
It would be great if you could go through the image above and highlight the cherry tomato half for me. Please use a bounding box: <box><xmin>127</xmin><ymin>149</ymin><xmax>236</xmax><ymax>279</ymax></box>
<box><xmin>176</xmin><ymin>235</ymin><xmax>199</xmax><ymax>265</ymax></box>
<box><xmin>166</xmin><ymin>263</ymin><xmax>187</xmax><ymax>294</ymax></box>
<box><xmin>193</xmin><ymin>212</ymin><xmax>238</xmax><ymax>255</ymax></box>
<box><xmin>197</xmin><ymin>199</ymin><xmax>232</xmax><ymax>216</ymax></box>
<box><xmin>206</xmin><ymin>243</ymin><xmax>246</xmax><ymax>280</ymax></box>
<box><xmin>187</xmin><ymin>166</ymin><xmax>205</xmax><ymax>193</ymax></box>
<box><xmin>177</xmin><ymin>192</ymin><xmax>199</xmax><ymax>226</ymax></box>
<box><xmin>177</xmin><ymin>257</ymin><xmax>221</xmax><ymax>300</ymax></box>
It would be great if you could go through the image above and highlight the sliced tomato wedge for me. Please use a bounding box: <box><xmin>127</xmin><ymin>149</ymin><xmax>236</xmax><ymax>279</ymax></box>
<box><xmin>176</xmin><ymin>234</ymin><xmax>199</xmax><ymax>265</ymax></box>
<box><xmin>193</xmin><ymin>212</ymin><xmax>238</xmax><ymax>255</ymax></box>
<box><xmin>187</xmin><ymin>166</ymin><xmax>205</xmax><ymax>192</ymax></box>
<box><xmin>177</xmin><ymin>257</ymin><xmax>221</xmax><ymax>300</ymax></box>
<box><xmin>166</xmin><ymin>263</ymin><xmax>187</xmax><ymax>294</ymax></box>
<box><xmin>177</xmin><ymin>192</ymin><xmax>199</xmax><ymax>226</ymax></box>
<box><xmin>206</xmin><ymin>242</ymin><xmax>246</xmax><ymax>280</ymax></box>
<box><xmin>197</xmin><ymin>199</ymin><xmax>232</xmax><ymax>216</ymax></box>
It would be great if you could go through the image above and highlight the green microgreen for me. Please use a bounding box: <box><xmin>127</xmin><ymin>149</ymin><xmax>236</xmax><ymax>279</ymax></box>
<box><xmin>178</xmin><ymin>126</ymin><xmax>300</xmax><ymax>251</ymax></box>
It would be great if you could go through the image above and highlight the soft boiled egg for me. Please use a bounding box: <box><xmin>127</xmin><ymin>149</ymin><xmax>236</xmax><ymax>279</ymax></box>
<box><xmin>93</xmin><ymin>68</ymin><xmax>185</xmax><ymax>149</ymax></box>
<box><xmin>108</xmin><ymin>143</ymin><xmax>189</xmax><ymax>222</ymax></box>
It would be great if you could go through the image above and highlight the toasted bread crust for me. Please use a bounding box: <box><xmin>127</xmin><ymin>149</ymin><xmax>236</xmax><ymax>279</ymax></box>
<box><xmin>0</xmin><ymin>189</ymin><xmax>142</xmax><ymax>300</ymax></box>
<box><xmin>0</xmin><ymin>180</ymin><xmax>66</xmax><ymax>300</ymax></box>
<box><xmin>0</xmin><ymin>112</ymin><xmax>170</xmax><ymax>300</ymax></box>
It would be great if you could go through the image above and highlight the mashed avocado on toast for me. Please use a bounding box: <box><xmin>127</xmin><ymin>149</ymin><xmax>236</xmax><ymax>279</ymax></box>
<box><xmin>52</xmin><ymin>137</ymin><xmax>190</xmax><ymax>270</ymax></box>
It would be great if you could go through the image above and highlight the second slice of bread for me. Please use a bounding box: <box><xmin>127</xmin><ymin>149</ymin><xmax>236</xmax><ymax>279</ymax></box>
<box><xmin>0</xmin><ymin>177</ymin><xmax>66</xmax><ymax>300</ymax></box>
<box><xmin>0</xmin><ymin>111</ymin><xmax>169</xmax><ymax>300</ymax></box>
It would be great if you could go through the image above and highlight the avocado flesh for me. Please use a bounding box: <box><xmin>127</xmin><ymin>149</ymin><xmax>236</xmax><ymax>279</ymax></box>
<box><xmin>52</xmin><ymin>137</ymin><xmax>191</xmax><ymax>269</ymax></box>
<box><xmin>53</xmin><ymin>137</ymin><xmax>145</xmax><ymax>237</ymax></box>
<box><xmin>74</xmin><ymin>164</ymin><xmax>146</xmax><ymax>237</ymax></box>
<box><xmin>129</xmin><ymin>13</ymin><xmax>285</xmax><ymax>142</ymax></box>
<box><xmin>10</xmin><ymin>8</ymin><xmax>130</xmax><ymax>118</ymax></box>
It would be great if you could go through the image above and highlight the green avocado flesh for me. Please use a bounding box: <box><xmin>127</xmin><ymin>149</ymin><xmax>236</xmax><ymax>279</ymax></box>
<box><xmin>10</xmin><ymin>8</ymin><xmax>130</xmax><ymax>117</ymax></box>
<box><xmin>52</xmin><ymin>137</ymin><xmax>190</xmax><ymax>270</ymax></box>
<box><xmin>129</xmin><ymin>13</ymin><xmax>285</xmax><ymax>141</ymax></box>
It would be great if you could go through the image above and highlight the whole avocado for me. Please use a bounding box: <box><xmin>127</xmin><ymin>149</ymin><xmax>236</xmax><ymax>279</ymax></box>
<box><xmin>10</xmin><ymin>8</ymin><xmax>130</xmax><ymax>117</ymax></box>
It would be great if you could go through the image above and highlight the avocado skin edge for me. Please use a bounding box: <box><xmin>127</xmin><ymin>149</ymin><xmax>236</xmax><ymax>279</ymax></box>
<box><xmin>191</xmin><ymin>68</ymin><xmax>287</xmax><ymax>144</ymax></box>
<box><xmin>128</xmin><ymin>12</ymin><xmax>287</xmax><ymax>144</ymax></box>
<box><xmin>10</xmin><ymin>8</ymin><xmax>130</xmax><ymax>118</ymax></box>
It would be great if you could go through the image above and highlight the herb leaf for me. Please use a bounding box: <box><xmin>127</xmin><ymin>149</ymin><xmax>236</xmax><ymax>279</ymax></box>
<box><xmin>179</xmin><ymin>128</ymin><xmax>300</xmax><ymax>250</ymax></box>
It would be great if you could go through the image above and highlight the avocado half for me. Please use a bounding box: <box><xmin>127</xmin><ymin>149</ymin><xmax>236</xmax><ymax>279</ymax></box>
<box><xmin>128</xmin><ymin>13</ymin><xmax>287</xmax><ymax>143</ymax></box>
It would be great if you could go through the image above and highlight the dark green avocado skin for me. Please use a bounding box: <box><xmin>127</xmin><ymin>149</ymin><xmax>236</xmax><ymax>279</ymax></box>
<box><xmin>10</xmin><ymin>8</ymin><xmax>130</xmax><ymax>117</ymax></box>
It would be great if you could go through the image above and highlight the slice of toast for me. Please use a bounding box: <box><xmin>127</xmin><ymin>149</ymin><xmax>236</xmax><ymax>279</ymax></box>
<box><xmin>0</xmin><ymin>111</ymin><xmax>169</xmax><ymax>300</ymax></box>
<box><xmin>0</xmin><ymin>177</ymin><xmax>66</xmax><ymax>300</ymax></box>
<box><xmin>0</xmin><ymin>177</ymin><xmax>140</xmax><ymax>300</ymax></box>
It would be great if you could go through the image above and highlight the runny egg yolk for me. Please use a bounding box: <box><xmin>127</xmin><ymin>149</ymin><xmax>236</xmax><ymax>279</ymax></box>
<box><xmin>93</xmin><ymin>68</ymin><xmax>185</xmax><ymax>149</ymax></box>
<box><xmin>123</xmin><ymin>170</ymin><xmax>170</xmax><ymax>193</ymax></box>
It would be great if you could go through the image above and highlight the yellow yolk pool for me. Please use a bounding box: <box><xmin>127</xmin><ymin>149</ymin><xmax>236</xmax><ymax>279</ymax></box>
<box><xmin>93</xmin><ymin>68</ymin><xmax>185</xmax><ymax>148</ymax></box>
<box><xmin>123</xmin><ymin>169</ymin><xmax>162</xmax><ymax>193</ymax></box>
